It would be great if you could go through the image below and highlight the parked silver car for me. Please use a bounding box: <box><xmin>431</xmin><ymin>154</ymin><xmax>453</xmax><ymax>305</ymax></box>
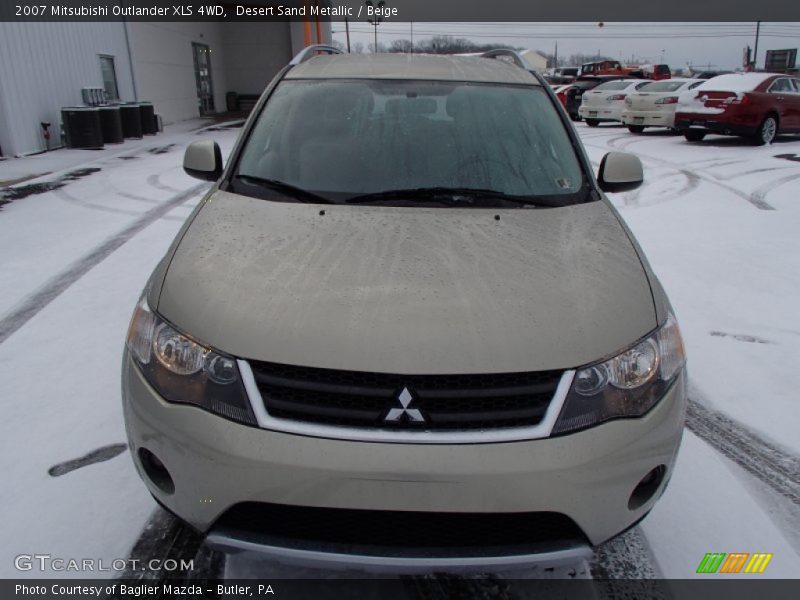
<box><xmin>123</xmin><ymin>47</ymin><xmax>686</xmax><ymax>572</ymax></box>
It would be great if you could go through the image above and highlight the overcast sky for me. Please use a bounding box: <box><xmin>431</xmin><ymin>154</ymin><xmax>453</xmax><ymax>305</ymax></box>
<box><xmin>331</xmin><ymin>22</ymin><xmax>800</xmax><ymax>70</ymax></box>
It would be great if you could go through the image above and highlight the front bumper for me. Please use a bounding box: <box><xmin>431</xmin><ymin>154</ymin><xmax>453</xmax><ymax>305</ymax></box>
<box><xmin>122</xmin><ymin>354</ymin><xmax>686</xmax><ymax>569</ymax></box>
<box><xmin>621</xmin><ymin>110</ymin><xmax>675</xmax><ymax>128</ymax></box>
<box><xmin>578</xmin><ymin>104</ymin><xmax>624</xmax><ymax>121</ymax></box>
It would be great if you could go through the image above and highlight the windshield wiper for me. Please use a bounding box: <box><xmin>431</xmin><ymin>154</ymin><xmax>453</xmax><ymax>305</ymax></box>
<box><xmin>346</xmin><ymin>187</ymin><xmax>546</xmax><ymax>207</ymax></box>
<box><xmin>234</xmin><ymin>175</ymin><xmax>332</xmax><ymax>204</ymax></box>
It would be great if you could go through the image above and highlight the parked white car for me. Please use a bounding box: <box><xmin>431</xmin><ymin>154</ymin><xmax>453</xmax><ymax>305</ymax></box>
<box><xmin>621</xmin><ymin>78</ymin><xmax>706</xmax><ymax>133</ymax></box>
<box><xmin>578</xmin><ymin>79</ymin><xmax>652</xmax><ymax>126</ymax></box>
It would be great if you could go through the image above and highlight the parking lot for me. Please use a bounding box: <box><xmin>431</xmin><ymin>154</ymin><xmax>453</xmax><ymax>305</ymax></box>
<box><xmin>1</xmin><ymin>118</ymin><xmax>798</xmax><ymax>584</ymax></box>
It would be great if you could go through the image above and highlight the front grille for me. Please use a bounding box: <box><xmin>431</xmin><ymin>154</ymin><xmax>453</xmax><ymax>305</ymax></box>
<box><xmin>249</xmin><ymin>361</ymin><xmax>563</xmax><ymax>430</ymax></box>
<box><xmin>213</xmin><ymin>502</ymin><xmax>587</xmax><ymax>558</ymax></box>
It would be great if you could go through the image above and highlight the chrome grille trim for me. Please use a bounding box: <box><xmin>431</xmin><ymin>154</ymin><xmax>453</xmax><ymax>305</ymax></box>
<box><xmin>239</xmin><ymin>360</ymin><xmax>574</xmax><ymax>444</ymax></box>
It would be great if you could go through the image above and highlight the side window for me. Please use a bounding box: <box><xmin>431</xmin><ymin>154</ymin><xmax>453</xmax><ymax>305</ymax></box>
<box><xmin>688</xmin><ymin>81</ymin><xmax>704</xmax><ymax>90</ymax></box>
<box><xmin>791</xmin><ymin>79</ymin><xmax>800</xmax><ymax>93</ymax></box>
<box><xmin>768</xmin><ymin>78</ymin><xmax>791</xmax><ymax>93</ymax></box>
<box><xmin>635</xmin><ymin>82</ymin><xmax>650</xmax><ymax>90</ymax></box>
<box><xmin>99</xmin><ymin>55</ymin><xmax>119</xmax><ymax>100</ymax></box>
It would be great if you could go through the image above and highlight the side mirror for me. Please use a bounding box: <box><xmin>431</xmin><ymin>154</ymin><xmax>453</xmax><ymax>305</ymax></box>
<box><xmin>597</xmin><ymin>152</ymin><xmax>643</xmax><ymax>193</ymax></box>
<box><xmin>183</xmin><ymin>140</ymin><xmax>223</xmax><ymax>181</ymax></box>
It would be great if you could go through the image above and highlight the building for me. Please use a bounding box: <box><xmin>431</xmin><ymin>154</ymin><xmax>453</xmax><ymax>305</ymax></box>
<box><xmin>0</xmin><ymin>20</ymin><xmax>331</xmax><ymax>157</ymax></box>
<box><xmin>519</xmin><ymin>49</ymin><xmax>548</xmax><ymax>73</ymax></box>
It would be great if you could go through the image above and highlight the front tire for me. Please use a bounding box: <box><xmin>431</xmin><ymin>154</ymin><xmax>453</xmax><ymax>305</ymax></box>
<box><xmin>627</xmin><ymin>125</ymin><xmax>645</xmax><ymax>134</ymax></box>
<box><xmin>683</xmin><ymin>130</ymin><xmax>706</xmax><ymax>142</ymax></box>
<box><xmin>585</xmin><ymin>119</ymin><xmax>600</xmax><ymax>127</ymax></box>
<box><xmin>750</xmin><ymin>115</ymin><xmax>778</xmax><ymax>146</ymax></box>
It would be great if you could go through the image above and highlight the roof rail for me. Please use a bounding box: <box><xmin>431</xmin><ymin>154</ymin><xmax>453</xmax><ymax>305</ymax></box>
<box><xmin>480</xmin><ymin>49</ymin><xmax>534</xmax><ymax>72</ymax></box>
<box><xmin>289</xmin><ymin>45</ymin><xmax>343</xmax><ymax>66</ymax></box>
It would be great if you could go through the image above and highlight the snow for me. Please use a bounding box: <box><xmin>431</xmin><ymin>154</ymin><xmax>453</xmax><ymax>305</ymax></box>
<box><xmin>691</xmin><ymin>72</ymin><xmax>777</xmax><ymax>92</ymax></box>
<box><xmin>0</xmin><ymin>122</ymin><xmax>241</xmax><ymax>578</ymax></box>
<box><xmin>0</xmin><ymin>116</ymin><xmax>798</xmax><ymax>579</ymax></box>
<box><xmin>642</xmin><ymin>432</ymin><xmax>799</xmax><ymax>578</ymax></box>
<box><xmin>578</xmin><ymin>126</ymin><xmax>800</xmax><ymax>456</ymax></box>
<box><xmin>676</xmin><ymin>92</ymin><xmax>726</xmax><ymax>114</ymax></box>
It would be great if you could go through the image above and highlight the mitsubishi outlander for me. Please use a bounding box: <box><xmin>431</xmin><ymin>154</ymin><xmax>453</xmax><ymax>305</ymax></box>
<box><xmin>122</xmin><ymin>47</ymin><xmax>686</xmax><ymax>572</ymax></box>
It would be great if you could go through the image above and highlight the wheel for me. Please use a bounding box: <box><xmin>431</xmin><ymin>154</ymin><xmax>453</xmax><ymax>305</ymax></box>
<box><xmin>627</xmin><ymin>125</ymin><xmax>645</xmax><ymax>134</ymax></box>
<box><xmin>683</xmin><ymin>130</ymin><xmax>706</xmax><ymax>142</ymax></box>
<box><xmin>585</xmin><ymin>119</ymin><xmax>600</xmax><ymax>127</ymax></box>
<box><xmin>750</xmin><ymin>115</ymin><xmax>778</xmax><ymax>146</ymax></box>
<box><xmin>569</xmin><ymin>113</ymin><xmax>581</xmax><ymax>122</ymax></box>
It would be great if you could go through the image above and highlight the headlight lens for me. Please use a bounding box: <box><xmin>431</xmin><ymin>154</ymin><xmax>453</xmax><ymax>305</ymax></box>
<box><xmin>125</xmin><ymin>298</ymin><xmax>257</xmax><ymax>426</ymax></box>
<box><xmin>552</xmin><ymin>313</ymin><xmax>685</xmax><ymax>435</ymax></box>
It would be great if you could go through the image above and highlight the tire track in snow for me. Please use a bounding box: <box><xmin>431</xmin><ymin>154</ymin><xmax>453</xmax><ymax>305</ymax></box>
<box><xmin>582</xmin><ymin>140</ymin><xmax>776</xmax><ymax>210</ymax></box>
<box><xmin>749</xmin><ymin>172</ymin><xmax>800</xmax><ymax>207</ymax></box>
<box><xmin>686</xmin><ymin>397</ymin><xmax>800</xmax><ymax>505</ymax></box>
<box><xmin>0</xmin><ymin>183</ymin><xmax>208</xmax><ymax>345</ymax></box>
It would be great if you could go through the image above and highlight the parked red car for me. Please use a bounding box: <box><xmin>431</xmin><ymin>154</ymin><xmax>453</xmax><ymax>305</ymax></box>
<box><xmin>553</xmin><ymin>84</ymin><xmax>573</xmax><ymax>108</ymax></box>
<box><xmin>674</xmin><ymin>73</ymin><xmax>800</xmax><ymax>145</ymax></box>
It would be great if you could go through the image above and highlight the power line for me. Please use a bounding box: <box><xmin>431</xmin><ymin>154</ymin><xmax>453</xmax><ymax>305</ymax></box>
<box><xmin>342</xmin><ymin>27</ymin><xmax>800</xmax><ymax>39</ymax></box>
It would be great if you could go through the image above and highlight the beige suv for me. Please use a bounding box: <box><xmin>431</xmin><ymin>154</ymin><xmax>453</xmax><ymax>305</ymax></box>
<box><xmin>122</xmin><ymin>47</ymin><xmax>686</xmax><ymax>572</ymax></box>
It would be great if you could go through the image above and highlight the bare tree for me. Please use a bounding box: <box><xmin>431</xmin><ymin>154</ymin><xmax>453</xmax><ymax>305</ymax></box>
<box><xmin>384</xmin><ymin>36</ymin><xmax>521</xmax><ymax>55</ymax></box>
<box><xmin>389</xmin><ymin>39</ymin><xmax>413</xmax><ymax>53</ymax></box>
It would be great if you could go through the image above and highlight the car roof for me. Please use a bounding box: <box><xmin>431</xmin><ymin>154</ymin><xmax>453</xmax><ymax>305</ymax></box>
<box><xmin>285</xmin><ymin>53</ymin><xmax>540</xmax><ymax>85</ymax></box>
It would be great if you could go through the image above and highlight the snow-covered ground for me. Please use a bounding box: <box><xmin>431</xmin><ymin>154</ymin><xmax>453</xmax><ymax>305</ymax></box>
<box><xmin>0</xmin><ymin>119</ymin><xmax>798</xmax><ymax>581</ymax></box>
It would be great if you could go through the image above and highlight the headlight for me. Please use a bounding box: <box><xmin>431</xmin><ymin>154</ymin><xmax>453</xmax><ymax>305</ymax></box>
<box><xmin>125</xmin><ymin>298</ymin><xmax>257</xmax><ymax>426</ymax></box>
<box><xmin>552</xmin><ymin>313</ymin><xmax>685</xmax><ymax>435</ymax></box>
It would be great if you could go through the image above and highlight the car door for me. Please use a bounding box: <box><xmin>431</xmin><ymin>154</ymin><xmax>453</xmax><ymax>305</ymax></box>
<box><xmin>767</xmin><ymin>78</ymin><xmax>796</xmax><ymax>130</ymax></box>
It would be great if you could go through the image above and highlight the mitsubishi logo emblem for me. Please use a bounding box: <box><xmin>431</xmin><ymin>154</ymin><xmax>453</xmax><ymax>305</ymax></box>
<box><xmin>384</xmin><ymin>387</ymin><xmax>425</xmax><ymax>423</ymax></box>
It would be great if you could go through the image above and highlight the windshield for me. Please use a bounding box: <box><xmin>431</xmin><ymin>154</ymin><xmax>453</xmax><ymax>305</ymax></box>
<box><xmin>234</xmin><ymin>80</ymin><xmax>587</xmax><ymax>207</ymax></box>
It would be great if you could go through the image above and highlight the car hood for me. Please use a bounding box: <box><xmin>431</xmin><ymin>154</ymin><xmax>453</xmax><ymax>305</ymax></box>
<box><xmin>157</xmin><ymin>191</ymin><xmax>657</xmax><ymax>374</ymax></box>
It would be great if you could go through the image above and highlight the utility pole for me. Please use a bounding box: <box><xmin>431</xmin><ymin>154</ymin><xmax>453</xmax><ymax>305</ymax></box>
<box><xmin>365</xmin><ymin>1</ymin><xmax>385</xmax><ymax>53</ymax></box>
<box><xmin>410</xmin><ymin>21</ymin><xmax>414</xmax><ymax>54</ymax></box>
<box><xmin>554</xmin><ymin>41</ymin><xmax>558</xmax><ymax>68</ymax></box>
<box><xmin>345</xmin><ymin>17</ymin><xmax>351</xmax><ymax>53</ymax></box>
<box><xmin>753</xmin><ymin>21</ymin><xmax>761</xmax><ymax>70</ymax></box>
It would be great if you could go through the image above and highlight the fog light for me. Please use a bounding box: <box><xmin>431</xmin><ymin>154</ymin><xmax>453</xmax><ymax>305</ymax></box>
<box><xmin>138</xmin><ymin>448</ymin><xmax>175</xmax><ymax>495</ymax></box>
<box><xmin>628</xmin><ymin>465</ymin><xmax>666</xmax><ymax>510</ymax></box>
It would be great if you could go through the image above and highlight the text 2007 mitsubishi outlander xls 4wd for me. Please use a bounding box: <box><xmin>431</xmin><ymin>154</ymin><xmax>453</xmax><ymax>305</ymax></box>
<box><xmin>122</xmin><ymin>48</ymin><xmax>686</xmax><ymax>571</ymax></box>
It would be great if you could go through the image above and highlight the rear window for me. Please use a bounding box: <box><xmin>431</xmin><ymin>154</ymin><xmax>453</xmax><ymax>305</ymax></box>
<box><xmin>642</xmin><ymin>80</ymin><xmax>689</xmax><ymax>92</ymax></box>
<box><xmin>593</xmin><ymin>81</ymin><xmax>631</xmax><ymax>91</ymax></box>
<box><xmin>234</xmin><ymin>80</ymin><xmax>587</xmax><ymax>207</ymax></box>
<box><xmin>654</xmin><ymin>65</ymin><xmax>671</xmax><ymax>75</ymax></box>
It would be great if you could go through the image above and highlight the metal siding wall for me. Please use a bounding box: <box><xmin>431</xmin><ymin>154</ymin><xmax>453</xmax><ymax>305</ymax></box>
<box><xmin>0</xmin><ymin>22</ymin><xmax>135</xmax><ymax>156</ymax></box>
<box><xmin>126</xmin><ymin>22</ymin><xmax>228</xmax><ymax>125</ymax></box>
